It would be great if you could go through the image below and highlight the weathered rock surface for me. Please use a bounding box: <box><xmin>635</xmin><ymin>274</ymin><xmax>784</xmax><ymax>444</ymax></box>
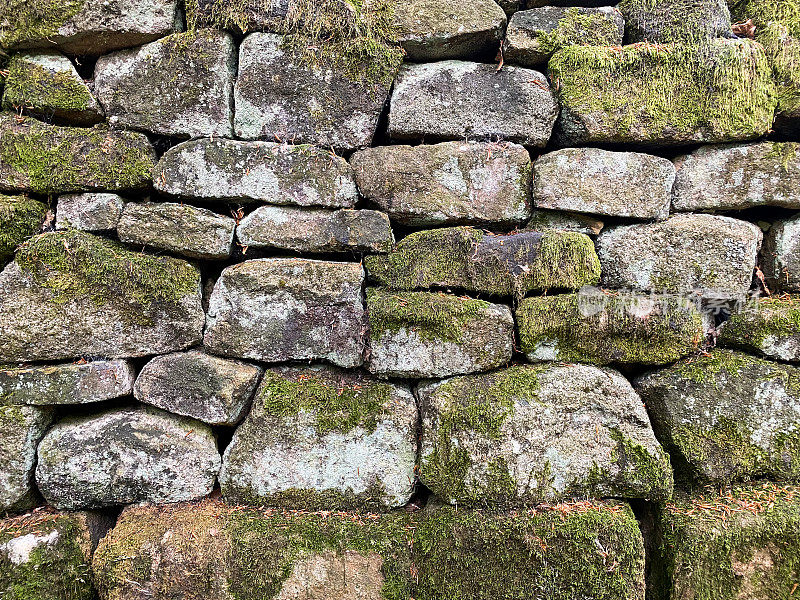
<box><xmin>0</xmin><ymin>231</ymin><xmax>204</xmax><ymax>362</ymax></box>
<box><xmin>0</xmin><ymin>405</ymin><xmax>53</xmax><ymax>513</ymax></box>
<box><xmin>394</xmin><ymin>0</ymin><xmax>507</xmax><ymax>61</ymax></box>
<box><xmin>636</xmin><ymin>350</ymin><xmax>800</xmax><ymax>484</ymax></box>
<box><xmin>1</xmin><ymin>51</ymin><xmax>103</xmax><ymax>125</ymax></box>
<box><xmin>517</xmin><ymin>292</ymin><xmax>704</xmax><ymax>366</ymax></box>
<box><xmin>0</xmin><ymin>360</ymin><xmax>135</xmax><ymax>405</ymax></box>
<box><xmin>525</xmin><ymin>209</ymin><xmax>604</xmax><ymax>235</ymax></box>
<box><xmin>56</xmin><ymin>193</ymin><xmax>124</xmax><ymax>231</ymax></box>
<box><xmin>672</xmin><ymin>142</ymin><xmax>800</xmax><ymax>211</ymax></box>
<box><xmin>350</xmin><ymin>141</ymin><xmax>532</xmax><ymax>227</ymax></box>
<box><xmin>366</xmin><ymin>288</ymin><xmax>514</xmax><ymax>378</ymax></box>
<box><xmin>534</xmin><ymin>148</ymin><xmax>675</xmax><ymax>219</ymax></box>
<box><xmin>504</xmin><ymin>7</ymin><xmax>624</xmax><ymax>66</ymax></box>
<box><xmin>94</xmin><ymin>30</ymin><xmax>236</xmax><ymax>138</ymax></box>
<box><xmin>237</xmin><ymin>206</ymin><xmax>393</xmax><ymax>254</ymax></box>
<box><xmin>0</xmin><ymin>0</ymin><xmax>180</xmax><ymax>54</ymax></box>
<box><xmin>220</xmin><ymin>365</ymin><xmax>417</xmax><ymax>509</ymax></box>
<box><xmin>597</xmin><ymin>214</ymin><xmax>762</xmax><ymax>297</ymax></box>
<box><xmin>235</xmin><ymin>33</ymin><xmax>392</xmax><ymax>150</ymax></box>
<box><xmin>619</xmin><ymin>0</ymin><xmax>732</xmax><ymax>43</ymax></box>
<box><xmin>36</xmin><ymin>406</ymin><xmax>220</xmax><ymax>510</ymax></box>
<box><xmin>419</xmin><ymin>364</ymin><xmax>673</xmax><ymax>506</ymax></box>
<box><xmin>117</xmin><ymin>202</ymin><xmax>236</xmax><ymax>260</ymax></box>
<box><xmin>204</xmin><ymin>259</ymin><xmax>365</xmax><ymax>368</ymax></box>
<box><xmin>762</xmin><ymin>215</ymin><xmax>800</xmax><ymax>292</ymax></box>
<box><xmin>388</xmin><ymin>61</ymin><xmax>558</xmax><ymax>147</ymax></box>
<box><xmin>134</xmin><ymin>351</ymin><xmax>262</xmax><ymax>426</ymax></box>
<box><xmin>720</xmin><ymin>296</ymin><xmax>800</xmax><ymax>361</ymax></box>
<box><xmin>364</xmin><ymin>227</ymin><xmax>601</xmax><ymax>296</ymax></box>
<box><xmin>0</xmin><ymin>194</ymin><xmax>46</xmax><ymax>263</ymax></box>
<box><xmin>0</xmin><ymin>113</ymin><xmax>155</xmax><ymax>194</ymax></box>
<box><xmin>154</xmin><ymin>138</ymin><xmax>359</xmax><ymax>206</ymax></box>
<box><xmin>550</xmin><ymin>39</ymin><xmax>776</xmax><ymax>146</ymax></box>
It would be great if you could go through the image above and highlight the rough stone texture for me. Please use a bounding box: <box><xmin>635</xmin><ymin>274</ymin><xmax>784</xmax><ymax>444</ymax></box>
<box><xmin>388</xmin><ymin>61</ymin><xmax>558</xmax><ymax>147</ymax></box>
<box><xmin>94</xmin><ymin>30</ymin><xmax>236</xmax><ymax>138</ymax></box>
<box><xmin>550</xmin><ymin>39</ymin><xmax>776</xmax><ymax>146</ymax></box>
<box><xmin>534</xmin><ymin>148</ymin><xmax>675</xmax><ymax>219</ymax></box>
<box><xmin>220</xmin><ymin>365</ymin><xmax>417</xmax><ymax>509</ymax></box>
<box><xmin>366</xmin><ymin>288</ymin><xmax>514</xmax><ymax>378</ymax></box>
<box><xmin>365</xmin><ymin>227</ymin><xmax>601</xmax><ymax>296</ymax></box>
<box><xmin>0</xmin><ymin>405</ymin><xmax>53</xmax><ymax>513</ymax></box>
<box><xmin>0</xmin><ymin>0</ymin><xmax>180</xmax><ymax>55</ymax></box>
<box><xmin>517</xmin><ymin>292</ymin><xmax>704</xmax><ymax>366</ymax></box>
<box><xmin>235</xmin><ymin>33</ymin><xmax>392</xmax><ymax>151</ymax></box>
<box><xmin>720</xmin><ymin>296</ymin><xmax>800</xmax><ymax>362</ymax></box>
<box><xmin>204</xmin><ymin>259</ymin><xmax>365</xmax><ymax>368</ymax></box>
<box><xmin>597</xmin><ymin>214</ymin><xmax>762</xmax><ymax>298</ymax></box>
<box><xmin>117</xmin><ymin>202</ymin><xmax>236</xmax><ymax>260</ymax></box>
<box><xmin>0</xmin><ymin>113</ymin><xmax>155</xmax><ymax>194</ymax></box>
<box><xmin>394</xmin><ymin>0</ymin><xmax>507</xmax><ymax>61</ymax></box>
<box><xmin>36</xmin><ymin>406</ymin><xmax>221</xmax><ymax>510</ymax></box>
<box><xmin>619</xmin><ymin>0</ymin><xmax>732</xmax><ymax>43</ymax></box>
<box><xmin>760</xmin><ymin>215</ymin><xmax>800</xmax><ymax>292</ymax></box>
<box><xmin>1</xmin><ymin>51</ymin><xmax>103</xmax><ymax>125</ymax></box>
<box><xmin>525</xmin><ymin>209</ymin><xmax>604</xmax><ymax>235</ymax></box>
<box><xmin>154</xmin><ymin>138</ymin><xmax>358</xmax><ymax>206</ymax></box>
<box><xmin>237</xmin><ymin>206</ymin><xmax>393</xmax><ymax>254</ymax></box>
<box><xmin>350</xmin><ymin>141</ymin><xmax>532</xmax><ymax>227</ymax></box>
<box><xmin>0</xmin><ymin>360</ymin><xmax>135</xmax><ymax>405</ymax></box>
<box><xmin>504</xmin><ymin>7</ymin><xmax>624</xmax><ymax>66</ymax></box>
<box><xmin>419</xmin><ymin>364</ymin><xmax>673</xmax><ymax>506</ymax></box>
<box><xmin>0</xmin><ymin>511</ymin><xmax>109</xmax><ymax>600</ymax></box>
<box><xmin>672</xmin><ymin>142</ymin><xmax>800</xmax><ymax>211</ymax></box>
<box><xmin>655</xmin><ymin>485</ymin><xmax>800</xmax><ymax>600</ymax></box>
<box><xmin>0</xmin><ymin>231</ymin><xmax>204</xmax><ymax>362</ymax></box>
<box><xmin>0</xmin><ymin>194</ymin><xmax>47</xmax><ymax>263</ymax></box>
<box><xmin>56</xmin><ymin>193</ymin><xmax>124</xmax><ymax>231</ymax></box>
<box><xmin>134</xmin><ymin>350</ymin><xmax>263</xmax><ymax>426</ymax></box>
<box><xmin>636</xmin><ymin>350</ymin><xmax>800</xmax><ymax>484</ymax></box>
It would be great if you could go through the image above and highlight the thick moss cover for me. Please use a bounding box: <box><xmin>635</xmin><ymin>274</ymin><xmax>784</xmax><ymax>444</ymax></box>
<box><xmin>2</xmin><ymin>53</ymin><xmax>94</xmax><ymax>115</ymax></box>
<box><xmin>532</xmin><ymin>8</ymin><xmax>622</xmax><ymax>57</ymax></box>
<box><xmin>0</xmin><ymin>194</ymin><xmax>47</xmax><ymax>263</ymax></box>
<box><xmin>0</xmin><ymin>0</ymin><xmax>84</xmax><ymax>50</ymax></box>
<box><xmin>720</xmin><ymin>296</ymin><xmax>800</xmax><ymax>356</ymax></box>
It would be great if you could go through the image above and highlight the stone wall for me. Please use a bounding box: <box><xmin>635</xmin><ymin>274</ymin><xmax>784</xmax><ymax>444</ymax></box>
<box><xmin>1</xmin><ymin>0</ymin><xmax>800</xmax><ymax>598</ymax></box>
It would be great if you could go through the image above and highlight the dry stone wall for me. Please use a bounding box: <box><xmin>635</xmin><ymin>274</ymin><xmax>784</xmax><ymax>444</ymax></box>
<box><xmin>1</xmin><ymin>0</ymin><xmax>800</xmax><ymax>599</ymax></box>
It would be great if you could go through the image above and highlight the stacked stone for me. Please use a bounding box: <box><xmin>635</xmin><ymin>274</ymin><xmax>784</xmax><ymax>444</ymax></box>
<box><xmin>0</xmin><ymin>0</ymin><xmax>799</xmax><ymax>599</ymax></box>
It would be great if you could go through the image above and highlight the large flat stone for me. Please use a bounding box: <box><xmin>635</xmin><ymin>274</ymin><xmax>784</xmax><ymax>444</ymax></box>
<box><xmin>204</xmin><ymin>259</ymin><xmax>365</xmax><ymax>368</ymax></box>
<box><xmin>762</xmin><ymin>215</ymin><xmax>800</xmax><ymax>291</ymax></box>
<box><xmin>419</xmin><ymin>364</ymin><xmax>673</xmax><ymax>506</ymax></box>
<box><xmin>0</xmin><ymin>405</ymin><xmax>53</xmax><ymax>513</ymax></box>
<box><xmin>388</xmin><ymin>61</ymin><xmax>558</xmax><ymax>147</ymax></box>
<box><xmin>0</xmin><ymin>231</ymin><xmax>204</xmax><ymax>362</ymax></box>
<box><xmin>350</xmin><ymin>141</ymin><xmax>532</xmax><ymax>227</ymax></box>
<box><xmin>0</xmin><ymin>194</ymin><xmax>46</xmax><ymax>263</ymax></box>
<box><xmin>220</xmin><ymin>365</ymin><xmax>417</xmax><ymax>509</ymax></box>
<box><xmin>94</xmin><ymin>30</ymin><xmax>236</xmax><ymax>138</ymax></box>
<box><xmin>720</xmin><ymin>296</ymin><xmax>800</xmax><ymax>361</ymax></box>
<box><xmin>55</xmin><ymin>193</ymin><xmax>124</xmax><ymax>231</ymax></box>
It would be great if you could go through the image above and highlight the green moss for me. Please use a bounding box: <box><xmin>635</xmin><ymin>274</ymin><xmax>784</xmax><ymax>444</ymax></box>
<box><xmin>0</xmin><ymin>194</ymin><xmax>47</xmax><ymax>262</ymax></box>
<box><xmin>535</xmin><ymin>7</ymin><xmax>622</xmax><ymax>56</ymax></box>
<box><xmin>671</xmin><ymin>349</ymin><xmax>757</xmax><ymax>383</ymax></box>
<box><xmin>609</xmin><ymin>429</ymin><xmax>674</xmax><ymax>502</ymax></box>
<box><xmin>721</xmin><ymin>296</ymin><xmax>800</xmax><ymax>353</ymax></box>
<box><xmin>0</xmin><ymin>0</ymin><xmax>84</xmax><ymax>50</ymax></box>
<box><xmin>766</xmin><ymin>141</ymin><xmax>799</xmax><ymax>171</ymax></box>
<box><xmin>619</xmin><ymin>0</ymin><xmax>731</xmax><ymax>42</ymax></box>
<box><xmin>2</xmin><ymin>54</ymin><xmax>93</xmax><ymax>114</ymax></box>
<box><xmin>534</xmin><ymin>230</ymin><xmax>602</xmax><ymax>292</ymax></box>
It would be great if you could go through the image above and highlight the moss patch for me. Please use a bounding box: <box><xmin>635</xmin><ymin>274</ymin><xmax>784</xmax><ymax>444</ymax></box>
<box><xmin>720</xmin><ymin>296</ymin><xmax>800</xmax><ymax>354</ymax></box>
<box><xmin>535</xmin><ymin>7</ymin><xmax>622</xmax><ymax>56</ymax></box>
<box><xmin>0</xmin><ymin>0</ymin><xmax>83</xmax><ymax>50</ymax></box>
<box><xmin>2</xmin><ymin>53</ymin><xmax>93</xmax><ymax>114</ymax></box>
<box><xmin>0</xmin><ymin>194</ymin><xmax>47</xmax><ymax>262</ymax></box>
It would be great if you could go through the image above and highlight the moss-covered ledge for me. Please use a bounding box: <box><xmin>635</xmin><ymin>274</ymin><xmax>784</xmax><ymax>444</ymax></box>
<box><xmin>0</xmin><ymin>194</ymin><xmax>47</xmax><ymax>265</ymax></box>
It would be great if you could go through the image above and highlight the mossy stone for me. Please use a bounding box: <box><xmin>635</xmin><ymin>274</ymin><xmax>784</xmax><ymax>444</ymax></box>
<box><xmin>0</xmin><ymin>194</ymin><xmax>46</xmax><ymax>264</ymax></box>
<box><xmin>619</xmin><ymin>0</ymin><xmax>732</xmax><ymax>43</ymax></box>
<box><xmin>720</xmin><ymin>296</ymin><xmax>800</xmax><ymax>361</ymax></box>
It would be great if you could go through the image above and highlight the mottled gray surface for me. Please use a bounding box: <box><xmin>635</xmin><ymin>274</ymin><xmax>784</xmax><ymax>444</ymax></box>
<box><xmin>619</xmin><ymin>0</ymin><xmax>732</xmax><ymax>42</ymax></box>
<box><xmin>0</xmin><ymin>405</ymin><xmax>53</xmax><ymax>513</ymax></box>
<box><xmin>350</xmin><ymin>141</ymin><xmax>531</xmax><ymax>226</ymax></box>
<box><xmin>720</xmin><ymin>297</ymin><xmax>800</xmax><ymax>362</ymax></box>
<box><xmin>762</xmin><ymin>215</ymin><xmax>800</xmax><ymax>292</ymax></box>
<box><xmin>534</xmin><ymin>148</ymin><xmax>675</xmax><ymax>219</ymax></box>
<box><xmin>388</xmin><ymin>61</ymin><xmax>558</xmax><ymax>146</ymax></box>
<box><xmin>56</xmin><ymin>193</ymin><xmax>125</xmax><ymax>231</ymax></box>
<box><xmin>525</xmin><ymin>209</ymin><xmax>604</xmax><ymax>235</ymax></box>
<box><xmin>36</xmin><ymin>407</ymin><xmax>220</xmax><ymax>510</ymax></box>
<box><xmin>134</xmin><ymin>350</ymin><xmax>262</xmax><ymax>426</ymax></box>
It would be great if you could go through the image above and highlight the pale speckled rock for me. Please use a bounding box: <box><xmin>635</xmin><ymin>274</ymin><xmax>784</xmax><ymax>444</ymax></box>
<box><xmin>394</xmin><ymin>0</ymin><xmax>507</xmax><ymax>61</ymax></box>
<box><xmin>350</xmin><ymin>141</ymin><xmax>532</xmax><ymax>227</ymax></box>
<box><xmin>0</xmin><ymin>405</ymin><xmax>53</xmax><ymax>513</ymax></box>
<box><xmin>220</xmin><ymin>365</ymin><xmax>417</xmax><ymax>509</ymax></box>
<box><xmin>720</xmin><ymin>296</ymin><xmax>800</xmax><ymax>362</ymax></box>
<box><xmin>419</xmin><ymin>364</ymin><xmax>673</xmax><ymax>505</ymax></box>
<box><xmin>0</xmin><ymin>0</ymin><xmax>181</xmax><ymax>54</ymax></box>
<box><xmin>672</xmin><ymin>142</ymin><xmax>800</xmax><ymax>212</ymax></box>
<box><xmin>0</xmin><ymin>360</ymin><xmax>135</xmax><ymax>405</ymax></box>
<box><xmin>36</xmin><ymin>406</ymin><xmax>221</xmax><ymax>510</ymax></box>
<box><xmin>597</xmin><ymin>214</ymin><xmax>762</xmax><ymax>298</ymax></box>
<box><xmin>271</xmin><ymin>551</ymin><xmax>385</xmax><ymax>600</ymax></box>
<box><xmin>237</xmin><ymin>206</ymin><xmax>393</xmax><ymax>254</ymax></box>
<box><xmin>525</xmin><ymin>209</ymin><xmax>604</xmax><ymax>235</ymax></box>
<box><xmin>388</xmin><ymin>61</ymin><xmax>558</xmax><ymax>147</ymax></box>
<box><xmin>619</xmin><ymin>0</ymin><xmax>732</xmax><ymax>43</ymax></box>
<box><xmin>534</xmin><ymin>148</ymin><xmax>675</xmax><ymax>220</ymax></box>
<box><xmin>94</xmin><ymin>30</ymin><xmax>235</xmax><ymax>138</ymax></box>
<box><xmin>235</xmin><ymin>33</ymin><xmax>392</xmax><ymax>151</ymax></box>
<box><xmin>366</xmin><ymin>288</ymin><xmax>514</xmax><ymax>378</ymax></box>
<box><xmin>1</xmin><ymin>51</ymin><xmax>103</xmax><ymax>125</ymax></box>
<box><xmin>204</xmin><ymin>259</ymin><xmax>365</xmax><ymax>368</ymax></box>
<box><xmin>117</xmin><ymin>202</ymin><xmax>235</xmax><ymax>260</ymax></box>
<box><xmin>56</xmin><ymin>193</ymin><xmax>124</xmax><ymax>231</ymax></box>
<box><xmin>761</xmin><ymin>215</ymin><xmax>800</xmax><ymax>292</ymax></box>
<box><xmin>154</xmin><ymin>138</ymin><xmax>358</xmax><ymax>207</ymax></box>
<box><xmin>636</xmin><ymin>350</ymin><xmax>800</xmax><ymax>484</ymax></box>
<box><xmin>134</xmin><ymin>351</ymin><xmax>262</xmax><ymax>426</ymax></box>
